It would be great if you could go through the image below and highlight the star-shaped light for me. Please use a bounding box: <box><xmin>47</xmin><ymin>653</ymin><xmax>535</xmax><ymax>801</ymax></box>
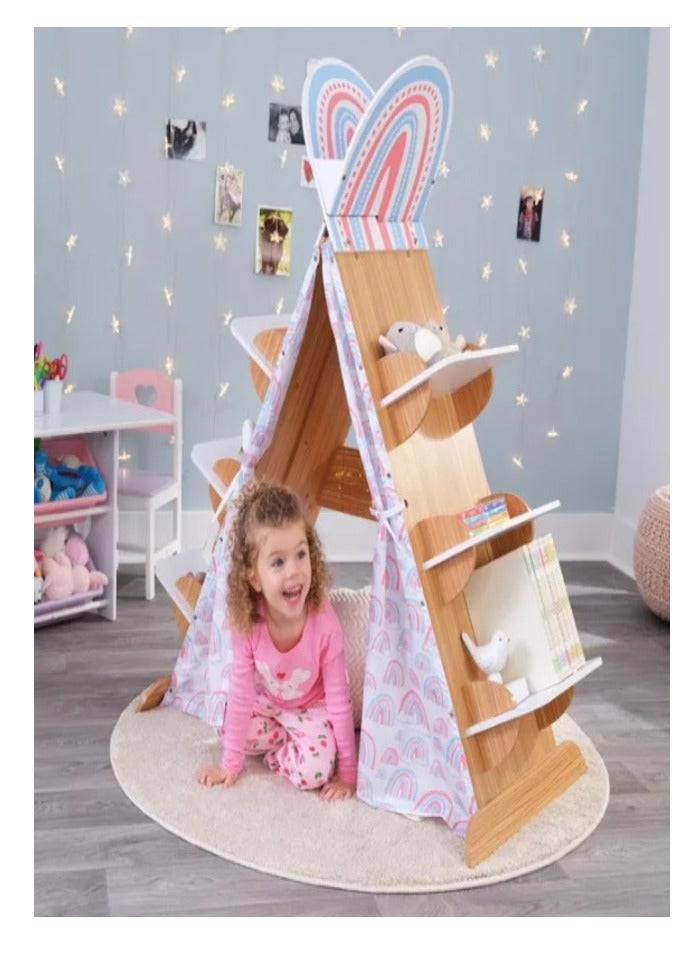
<box><xmin>479</xmin><ymin>122</ymin><xmax>492</xmax><ymax>142</ymax></box>
<box><xmin>124</xmin><ymin>245</ymin><xmax>133</xmax><ymax>266</ymax></box>
<box><xmin>214</xmin><ymin>232</ymin><xmax>229</xmax><ymax>252</ymax></box>
<box><xmin>111</xmin><ymin>314</ymin><xmax>120</xmax><ymax>334</ymax></box>
<box><xmin>222</xmin><ymin>311</ymin><xmax>233</xmax><ymax>326</ymax></box>
<box><xmin>576</xmin><ymin>98</ymin><xmax>589</xmax><ymax>116</ymax></box>
<box><xmin>221</xmin><ymin>92</ymin><xmax>236</xmax><ymax>108</ymax></box>
<box><xmin>480</xmin><ymin>194</ymin><xmax>494</xmax><ymax>211</ymax></box>
<box><xmin>161</xmin><ymin>213</ymin><xmax>173</xmax><ymax>232</ymax></box>
<box><xmin>512</xmin><ymin>456</ymin><xmax>524</xmax><ymax>470</ymax></box>
<box><xmin>175</xmin><ymin>66</ymin><xmax>187</xmax><ymax>84</ymax></box>
<box><xmin>165</xmin><ymin>356</ymin><xmax>174</xmax><ymax>376</ymax></box>
<box><xmin>565</xmin><ymin>170</ymin><xmax>579</xmax><ymax>183</ymax></box>
<box><xmin>113</xmin><ymin>97</ymin><xmax>127</xmax><ymax>117</ymax></box>
<box><xmin>274</xmin><ymin>297</ymin><xmax>284</xmax><ymax>315</ymax></box>
<box><xmin>484</xmin><ymin>50</ymin><xmax>499</xmax><ymax>69</ymax></box>
<box><xmin>66</xmin><ymin>234</ymin><xmax>78</xmax><ymax>251</ymax></box>
<box><xmin>118</xmin><ymin>170</ymin><xmax>132</xmax><ymax>188</ymax></box>
<box><xmin>218</xmin><ymin>382</ymin><xmax>231</xmax><ymax>398</ymax></box>
<box><xmin>438</xmin><ymin>160</ymin><xmax>450</xmax><ymax>178</ymax></box>
<box><xmin>527</xmin><ymin>118</ymin><xmax>540</xmax><ymax>136</ymax></box>
<box><xmin>441</xmin><ymin>305</ymin><xmax>450</xmax><ymax>317</ymax></box>
<box><xmin>65</xmin><ymin>306</ymin><xmax>75</xmax><ymax>325</ymax></box>
<box><xmin>478</xmin><ymin>332</ymin><xmax>489</xmax><ymax>347</ymax></box>
<box><xmin>163</xmin><ymin>287</ymin><xmax>173</xmax><ymax>307</ymax></box>
<box><xmin>481</xmin><ymin>263</ymin><xmax>492</xmax><ymax>281</ymax></box>
<box><xmin>125</xmin><ymin>27</ymin><xmax>134</xmax><ymax>38</ymax></box>
<box><xmin>561</xmin><ymin>365</ymin><xmax>574</xmax><ymax>380</ymax></box>
<box><xmin>64</xmin><ymin>383</ymin><xmax>75</xmax><ymax>394</ymax></box>
<box><xmin>518</xmin><ymin>258</ymin><xmax>528</xmax><ymax>275</ymax></box>
<box><xmin>583</xmin><ymin>28</ymin><xmax>592</xmax><ymax>45</ymax></box>
<box><xmin>279</xmin><ymin>148</ymin><xmax>288</xmax><ymax>168</ymax></box>
<box><xmin>517</xmin><ymin>325</ymin><xmax>531</xmax><ymax>340</ymax></box>
<box><xmin>271</xmin><ymin>74</ymin><xmax>285</xmax><ymax>93</ymax></box>
<box><xmin>118</xmin><ymin>449</ymin><xmax>131</xmax><ymax>463</ymax></box>
<box><xmin>53</xmin><ymin>77</ymin><xmax>65</xmax><ymax>96</ymax></box>
<box><xmin>560</xmin><ymin>230</ymin><xmax>571</xmax><ymax>248</ymax></box>
<box><xmin>564</xmin><ymin>297</ymin><xmax>578</xmax><ymax>316</ymax></box>
<box><xmin>533</xmin><ymin>44</ymin><xmax>546</xmax><ymax>63</ymax></box>
<box><xmin>54</xmin><ymin>155</ymin><xmax>65</xmax><ymax>173</ymax></box>
<box><xmin>547</xmin><ymin>427</ymin><xmax>560</xmax><ymax>438</ymax></box>
<box><xmin>395</xmin><ymin>27</ymin><xmax>406</xmax><ymax>38</ymax></box>
<box><xmin>224</xmin><ymin>27</ymin><xmax>239</xmax><ymax>33</ymax></box>
<box><xmin>433</xmin><ymin>229</ymin><xmax>444</xmax><ymax>248</ymax></box>
<box><xmin>515</xmin><ymin>393</ymin><xmax>529</xmax><ymax>407</ymax></box>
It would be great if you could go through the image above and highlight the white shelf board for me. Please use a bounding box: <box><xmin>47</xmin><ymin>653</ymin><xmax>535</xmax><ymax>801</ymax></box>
<box><xmin>465</xmin><ymin>656</ymin><xmax>603</xmax><ymax>737</ymax></box>
<box><xmin>155</xmin><ymin>548</ymin><xmax>209</xmax><ymax>624</ymax></box>
<box><xmin>229</xmin><ymin>314</ymin><xmax>291</xmax><ymax>379</ymax></box>
<box><xmin>191</xmin><ymin>436</ymin><xmax>244</xmax><ymax>498</ymax></box>
<box><xmin>423</xmin><ymin>500</ymin><xmax>561</xmax><ymax>571</ymax></box>
<box><xmin>380</xmin><ymin>344</ymin><xmax>519</xmax><ymax>408</ymax></box>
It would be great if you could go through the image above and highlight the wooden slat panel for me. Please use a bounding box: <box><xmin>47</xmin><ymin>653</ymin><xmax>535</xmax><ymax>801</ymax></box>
<box><xmin>317</xmin><ymin>445</ymin><xmax>375</xmax><ymax>521</ymax></box>
<box><xmin>250</xmin><ymin>329</ymin><xmax>286</xmax><ymax>401</ymax></box>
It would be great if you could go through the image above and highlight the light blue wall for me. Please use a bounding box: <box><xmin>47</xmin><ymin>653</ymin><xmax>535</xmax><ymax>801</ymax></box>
<box><xmin>34</xmin><ymin>27</ymin><xmax>650</xmax><ymax>513</ymax></box>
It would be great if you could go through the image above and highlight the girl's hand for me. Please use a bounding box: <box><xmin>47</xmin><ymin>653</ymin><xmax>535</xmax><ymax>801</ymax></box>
<box><xmin>197</xmin><ymin>764</ymin><xmax>240</xmax><ymax>788</ymax></box>
<box><xmin>319</xmin><ymin>777</ymin><xmax>355</xmax><ymax>802</ymax></box>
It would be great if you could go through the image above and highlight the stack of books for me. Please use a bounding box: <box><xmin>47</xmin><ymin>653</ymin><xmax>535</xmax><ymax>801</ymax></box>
<box><xmin>463</xmin><ymin>534</ymin><xmax>585</xmax><ymax>693</ymax></box>
<box><xmin>458</xmin><ymin>497</ymin><xmax>509</xmax><ymax>537</ymax></box>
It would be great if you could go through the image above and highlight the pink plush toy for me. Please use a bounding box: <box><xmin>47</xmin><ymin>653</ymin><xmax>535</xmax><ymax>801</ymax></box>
<box><xmin>40</xmin><ymin>526</ymin><xmax>108</xmax><ymax>602</ymax></box>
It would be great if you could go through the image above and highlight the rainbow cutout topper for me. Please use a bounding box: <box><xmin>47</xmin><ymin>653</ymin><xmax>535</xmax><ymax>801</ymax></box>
<box><xmin>302</xmin><ymin>56</ymin><xmax>453</xmax><ymax>252</ymax></box>
<box><xmin>302</xmin><ymin>57</ymin><xmax>374</xmax><ymax>160</ymax></box>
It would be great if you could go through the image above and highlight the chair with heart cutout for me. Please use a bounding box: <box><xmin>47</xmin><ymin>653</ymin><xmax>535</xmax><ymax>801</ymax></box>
<box><xmin>110</xmin><ymin>369</ymin><xmax>183</xmax><ymax>600</ymax></box>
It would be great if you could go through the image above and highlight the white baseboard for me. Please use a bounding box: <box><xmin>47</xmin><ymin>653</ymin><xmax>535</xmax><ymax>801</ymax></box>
<box><xmin>120</xmin><ymin>509</ymin><xmax>618</xmax><ymax>565</ymax></box>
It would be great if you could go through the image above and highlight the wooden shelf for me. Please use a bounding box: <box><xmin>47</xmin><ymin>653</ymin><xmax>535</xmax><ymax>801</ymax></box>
<box><xmin>380</xmin><ymin>344</ymin><xmax>519</xmax><ymax>409</ymax></box>
<box><xmin>465</xmin><ymin>657</ymin><xmax>603</xmax><ymax>737</ymax></box>
<box><xmin>229</xmin><ymin>314</ymin><xmax>291</xmax><ymax>379</ymax></box>
<box><xmin>191</xmin><ymin>436</ymin><xmax>244</xmax><ymax>499</ymax></box>
<box><xmin>155</xmin><ymin>548</ymin><xmax>208</xmax><ymax>625</ymax></box>
<box><xmin>422</xmin><ymin>500</ymin><xmax>561</xmax><ymax>571</ymax></box>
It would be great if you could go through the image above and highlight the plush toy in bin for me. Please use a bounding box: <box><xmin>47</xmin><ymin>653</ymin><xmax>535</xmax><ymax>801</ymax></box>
<box><xmin>38</xmin><ymin>525</ymin><xmax>108</xmax><ymax>602</ymax></box>
<box><xmin>34</xmin><ymin>449</ymin><xmax>106</xmax><ymax>504</ymax></box>
<box><xmin>379</xmin><ymin>319</ymin><xmax>468</xmax><ymax>366</ymax></box>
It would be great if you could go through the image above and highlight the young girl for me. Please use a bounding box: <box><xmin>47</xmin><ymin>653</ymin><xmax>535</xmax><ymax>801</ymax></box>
<box><xmin>197</xmin><ymin>481</ymin><xmax>357</xmax><ymax>802</ymax></box>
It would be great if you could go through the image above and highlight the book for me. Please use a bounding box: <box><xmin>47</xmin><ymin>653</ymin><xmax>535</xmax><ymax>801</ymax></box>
<box><xmin>463</xmin><ymin>537</ymin><xmax>584</xmax><ymax>693</ymax></box>
<box><xmin>459</xmin><ymin>497</ymin><xmax>509</xmax><ymax>537</ymax></box>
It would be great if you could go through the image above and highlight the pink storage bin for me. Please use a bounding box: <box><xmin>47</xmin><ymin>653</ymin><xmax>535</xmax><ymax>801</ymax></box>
<box><xmin>34</xmin><ymin>436</ymin><xmax>107</xmax><ymax>517</ymax></box>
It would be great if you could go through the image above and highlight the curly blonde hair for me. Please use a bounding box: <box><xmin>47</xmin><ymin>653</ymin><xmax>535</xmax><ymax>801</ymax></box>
<box><xmin>225</xmin><ymin>481</ymin><xmax>330</xmax><ymax>634</ymax></box>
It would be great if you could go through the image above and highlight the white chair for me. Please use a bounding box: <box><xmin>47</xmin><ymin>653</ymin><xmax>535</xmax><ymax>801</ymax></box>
<box><xmin>110</xmin><ymin>369</ymin><xmax>183</xmax><ymax>600</ymax></box>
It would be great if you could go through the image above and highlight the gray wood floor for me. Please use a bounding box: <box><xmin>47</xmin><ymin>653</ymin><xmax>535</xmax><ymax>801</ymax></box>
<box><xmin>34</xmin><ymin>560</ymin><xmax>670</xmax><ymax>917</ymax></box>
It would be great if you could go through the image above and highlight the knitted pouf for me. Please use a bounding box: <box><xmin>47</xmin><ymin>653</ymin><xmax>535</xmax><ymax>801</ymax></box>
<box><xmin>328</xmin><ymin>586</ymin><xmax>371</xmax><ymax>728</ymax></box>
<box><xmin>633</xmin><ymin>485</ymin><xmax>670</xmax><ymax>621</ymax></box>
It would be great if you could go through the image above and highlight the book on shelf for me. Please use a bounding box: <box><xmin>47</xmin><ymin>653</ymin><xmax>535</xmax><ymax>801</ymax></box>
<box><xmin>463</xmin><ymin>534</ymin><xmax>585</xmax><ymax>694</ymax></box>
<box><xmin>458</xmin><ymin>497</ymin><xmax>509</xmax><ymax>537</ymax></box>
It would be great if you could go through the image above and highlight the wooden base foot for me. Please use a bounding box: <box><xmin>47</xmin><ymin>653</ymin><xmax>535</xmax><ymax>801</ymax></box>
<box><xmin>134</xmin><ymin>673</ymin><xmax>172</xmax><ymax>712</ymax></box>
<box><xmin>465</xmin><ymin>740</ymin><xmax>587</xmax><ymax>867</ymax></box>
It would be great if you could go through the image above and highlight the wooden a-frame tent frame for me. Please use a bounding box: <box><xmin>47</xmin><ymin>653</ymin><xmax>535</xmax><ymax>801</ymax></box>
<box><xmin>152</xmin><ymin>55</ymin><xmax>599</xmax><ymax>868</ymax></box>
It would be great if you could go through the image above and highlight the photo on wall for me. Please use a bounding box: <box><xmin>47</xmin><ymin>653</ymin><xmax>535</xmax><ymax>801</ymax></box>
<box><xmin>214</xmin><ymin>165</ymin><xmax>244</xmax><ymax>226</ymax></box>
<box><xmin>255</xmin><ymin>207</ymin><xmax>293</xmax><ymax>277</ymax></box>
<box><xmin>268</xmin><ymin>103</ymin><xmax>305</xmax><ymax>145</ymax></box>
<box><xmin>165</xmin><ymin>119</ymin><xmax>207</xmax><ymax>160</ymax></box>
<box><xmin>516</xmin><ymin>186</ymin><xmax>544</xmax><ymax>242</ymax></box>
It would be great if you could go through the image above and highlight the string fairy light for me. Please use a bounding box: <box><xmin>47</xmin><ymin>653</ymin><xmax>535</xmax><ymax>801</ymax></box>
<box><xmin>527</xmin><ymin>118</ymin><xmax>540</xmax><ymax>136</ymax></box>
<box><xmin>560</xmin><ymin>229</ymin><xmax>571</xmax><ymax>248</ymax></box>
<box><xmin>218</xmin><ymin>382</ymin><xmax>231</xmax><ymax>398</ymax></box>
<box><xmin>222</xmin><ymin>311</ymin><xmax>233</xmax><ymax>327</ymax></box>
<box><xmin>66</xmin><ymin>233</ymin><xmax>78</xmax><ymax>251</ymax></box>
<box><xmin>438</xmin><ymin>160</ymin><xmax>450</xmax><ymax>178</ymax></box>
<box><xmin>478</xmin><ymin>333</ymin><xmax>488</xmax><ymax>347</ymax></box>
<box><xmin>112</xmin><ymin>96</ymin><xmax>127</xmax><ymax>117</ymax></box>
<box><xmin>54</xmin><ymin>154</ymin><xmax>65</xmax><ymax>173</ymax></box>
<box><xmin>214</xmin><ymin>232</ymin><xmax>229</xmax><ymax>252</ymax></box>
<box><xmin>271</xmin><ymin>74</ymin><xmax>285</xmax><ymax>93</ymax></box>
<box><xmin>432</xmin><ymin>229</ymin><xmax>444</xmax><ymax>248</ymax></box>
<box><xmin>484</xmin><ymin>50</ymin><xmax>499</xmax><ymax>69</ymax></box>
<box><xmin>480</xmin><ymin>194</ymin><xmax>493</xmax><ymax>210</ymax></box>
<box><xmin>565</xmin><ymin>170</ymin><xmax>579</xmax><ymax>183</ymax></box>
<box><xmin>117</xmin><ymin>170</ymin><xmax>131</xmax><ymax>187</ymax></box>
<box><xmin>518</xmin><ymin>258</ymin><xmax>528</xmax><ymax>275</ymax></box>
<box><xmin>161</xmin><ymin>213</ymin><xmax>173</xmax><ymax>232</ymax></box>
<box><xmin>124</xmin><ymin>245</ymin><xmax>133</xmax><ymax>266</ymax></box>
<box><xmin>481</xmin><ymin>263</ymin><xmax>492</xmax><ymax>281</ymax></box>
<box><xmin>561</xmin><ymin>365</ymin><xmax>574</xmax><ymax>380</ymax></box>
<box><xmin>53</xmin><ymin>77</ymin><xmax>65</xmax><ymax>96</ymax></box>
<box><xmin>515</xmin><ymin>393</ymin><xmax>529</xmax><ymax>407</ymax></box>
<box><xmin>576</xmin><ymin>98</ymin><xmax>589</xmax><ymax>116</ymax></box>
<box><xmin>583</xmin><ymin>28</ymin><xmax>592</xmax><ymax>45</ymax></box>
<box><xmin>162</xmin><ymin>287</ymin><xmax>174</xmax><ymax>307</ymax></box>
<box><xmin>125</xmin><ymin>28</ymin><xmax>134</xmax><ymax>38</ymax></box>
<box><xmin>274</xmin><ymin>297</ymin><xmax>284</xmax><ymax>315</ymax></box>
<box><xmin>533</xmin><ymin>44</ymin><xmax>546</xmax><ymax>63</ymax></box>
<box><xmin>394</xmin><ymin>27</ymin><xmax>406</xmax><ymax>38</ymax></box>
<box><xmin>479</xmin><ymin>122</ymin><xmax>492</xmax><ymax>142</ymax></box>
<box><xmin>175</xmin><ymin>66</ymin><xmax>187</xmax><ymax>84</ymax></box>
<box><xmin>563</xmin><ymin>297</ymin><xmax>577</xmax><ymax>316</ymax></box>
<box><xmin>65</xmin><ymin>306</ymin><xmax>75</xmax><ymax>325</ymax></box>
<box><xmin>279</xmin><ymin>149</ymin><xmax>288</xmax><ymax>168</ymax></box>
<box><xmin>512</xmin><ymin>456</ymin><xmax>524</xmax><ymax>470</ymax></box>
<box><xmin>221</xmin><ymin>93</ymin><xmax>236</xmax><ymax>108</ymax></box>
<box><xmin>547</xmin><ymin>427</ymin><xmax>560</xmax><ymax>439</ymax></box>
<box><xmin>517</xmin><ymin>325</ymin><xmax>531</xmax><ymax>340</ymax></box>
<box><xmin>111</xmin><ymin>314</ymin><xmax>120</xmax><ymax>334</ymax></box>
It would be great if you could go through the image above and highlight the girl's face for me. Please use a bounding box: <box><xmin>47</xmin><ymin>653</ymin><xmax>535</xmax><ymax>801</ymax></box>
<box><xmin>289</xmin><ymin>111</ymin><xmax>300</xmax><ymax>136</ymax></box>
<box><xmin>249</xmin><ymin>519</ymin><xmax>311</xmax><ymax>634</ymax></box>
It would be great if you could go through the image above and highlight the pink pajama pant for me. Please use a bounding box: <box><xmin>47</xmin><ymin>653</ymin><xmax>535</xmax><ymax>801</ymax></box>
<box><xmin>237</xmin><ymin>695</ymin><xmax>338</xmax><ymax>790</ymax></box>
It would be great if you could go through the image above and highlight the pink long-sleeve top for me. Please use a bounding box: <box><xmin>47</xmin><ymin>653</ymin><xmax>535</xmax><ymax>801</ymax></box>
<box><xmin>220</xmin><ymin>598</ymin><xmax>358</xmax><ymax>784</ymax></box>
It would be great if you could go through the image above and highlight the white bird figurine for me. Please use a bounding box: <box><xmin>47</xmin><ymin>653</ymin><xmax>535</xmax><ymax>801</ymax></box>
<box><xmin>461</xmin><ymin>629</ymin><xmax>510</xmax><ymax>682</ymax></box>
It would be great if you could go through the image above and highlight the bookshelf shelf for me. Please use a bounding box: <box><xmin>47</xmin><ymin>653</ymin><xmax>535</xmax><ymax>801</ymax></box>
<box><xmin>422</xmin><ymin>499</ymin><xmax>560</xmax><ymax>571</ymax></box>
<box><xmin>380</xmin><ymin>343</ymin><xmax>519</xmax><ymax>408</ymax></box>
<box><xmin>465</xmin><ymin>657</ymin><xmax>603</xmax><ymax>737</ymax></box>
<box><xmin>229</xmin><ymin>314</ymin><xmax>290</xmax><ymax>380</ymax></box>
<box><xmin>191</xmin><ymin>435</ymin><xmax>244</xmax><ymax>499</ymax></box>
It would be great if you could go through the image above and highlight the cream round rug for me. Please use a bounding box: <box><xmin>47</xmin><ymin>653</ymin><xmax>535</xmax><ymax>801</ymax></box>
<box><xmin>110</xmin><ymin>700</ymin><xmax>609</xmax><ymax>893</ymax></box>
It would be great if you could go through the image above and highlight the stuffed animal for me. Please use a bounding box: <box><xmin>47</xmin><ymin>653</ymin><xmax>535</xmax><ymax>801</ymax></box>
<box><xmin>39</xmin><ymin>526</ymin><xmax>108</xmax><ymax>602</ymax></box>
<box><xmin>424</xmin><ymin>318</ymin><xmax>467</xmax><ymax>357</ymax></box>
<box><xmin>378</xmin><ymin>319</ymin><xmax>467</xmax><ymax>366</ymax></box>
